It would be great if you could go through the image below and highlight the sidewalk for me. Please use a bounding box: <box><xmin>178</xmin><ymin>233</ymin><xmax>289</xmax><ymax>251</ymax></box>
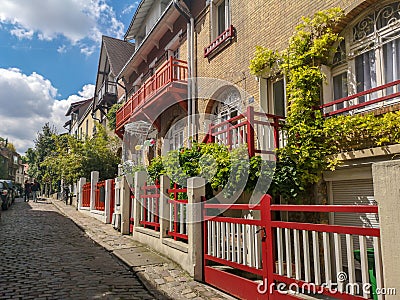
<box><xmin>49</xmin><ymin>198</ymin><xmax>234</xmax><ymax>300</ymax></box>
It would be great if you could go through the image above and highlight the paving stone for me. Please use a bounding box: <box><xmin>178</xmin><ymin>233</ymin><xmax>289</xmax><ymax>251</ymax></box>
<box><xmin>185</xmin><ymin>292</ymin><xmax>198</xmax><ymax>298</ymax></box>
<box><xmin>154</xmin><ymin>278</ymin><xmax>165</xmax><ymax>285</ymax></box>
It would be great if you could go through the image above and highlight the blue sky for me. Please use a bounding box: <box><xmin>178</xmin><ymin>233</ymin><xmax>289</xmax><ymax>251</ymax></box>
<box><xmin>0</xmin><ymin>0</ymin><xmax>139</xmax><ymax>153</ymax></box>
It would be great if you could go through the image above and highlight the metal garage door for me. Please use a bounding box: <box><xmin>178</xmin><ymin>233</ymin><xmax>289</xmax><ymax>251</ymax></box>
<box><xmin>331</xmin><ymin>178</ymin><xmax>379</xmax><ymax>268</ymax></box>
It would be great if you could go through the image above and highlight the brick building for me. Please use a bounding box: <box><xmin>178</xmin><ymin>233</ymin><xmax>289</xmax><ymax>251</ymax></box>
<box><xmin>86</xmin><ymin>1</ymin><xmax>400</xmax><ymax>298</ymax></box>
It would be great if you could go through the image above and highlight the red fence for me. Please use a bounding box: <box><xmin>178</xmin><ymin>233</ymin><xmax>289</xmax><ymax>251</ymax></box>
<box><xmin>82</xmin><ymin>182</ymin><xmax>91</xmax><ymax>208</ymax></box>
<box><xmin>320</xmin><ymin>79</ymin><xmax>400</xmax><ymax>117</ymax></box>
<box><xmin>109</xmin><ymin>180</ymin><xmax>115</xmax><ymax>218</ymax></box>
<box><xmin>203</xmin><ymin>195</ymin><xmax>382</xmax><ymax>300</ymax></box>
<box><xmin>94</xmin><ymin>180</ymin><xmax>106</xmax><ymax>211</ymax></box>
<box><xmin>116</xmin><ymin>57</ymin><xmax>188</xmax><ymax>131</ymax></box>
<box><xmin>205</xmin><ymin>106</ymin><xmax>285</xmax><ymax>157</ymax></box>
<box><xmin>167</xmin><ymin>183</ymin><xmax>188</xmax><ymax>242</ymax></box>
<box><xmin>139</xmin><ymin>181</ymin><xmax>161</xmax><ymax>231</ymax></box>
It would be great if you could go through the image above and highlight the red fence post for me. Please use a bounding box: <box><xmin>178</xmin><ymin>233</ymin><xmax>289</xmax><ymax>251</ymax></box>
<box><xmin>260</xmin><ymin>194</ymin><xmax>274</xmax><ymax>298</ymax></box>
<box><xmin>246</xmin><ymin>106</ymin><xmax>255</xmax><ymax>157</ymax></box>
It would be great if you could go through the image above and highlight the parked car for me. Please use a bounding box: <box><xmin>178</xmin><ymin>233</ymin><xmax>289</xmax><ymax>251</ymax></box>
<box><xmin>0</xmin><ymin>180</ymin><xmax>14</xmax><ymax>210</ymax></box>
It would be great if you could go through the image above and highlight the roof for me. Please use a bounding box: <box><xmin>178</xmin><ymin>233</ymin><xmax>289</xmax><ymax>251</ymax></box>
<box><xmin>65</xmin><ymin>98</ymin><xmax>92</xmax><ymax>116</ymax></box>
<box><xmin>102</xmin><ymin>36</ymin><xmax>136</xmax><ymax>76</ymax></box>
<box><xmin>125</xmin><ymin>0</ymin><xmax>156</xmax><ymax>41</ymax></box>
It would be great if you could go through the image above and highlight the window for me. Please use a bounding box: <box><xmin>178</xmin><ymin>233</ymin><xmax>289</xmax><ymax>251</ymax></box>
<box><xmin>330</xmin><ymin>1</ymin><xmax>400</xmax><ymax>108</ymax></box>
<box><xmin>212</xmin><ymin>87</ymin><xmax>241</xmax><ymax>122</ymax></box>
<box><xmin>166</xmin><ymin>121</ymin><xmax>185</xmax><ymax>151</ymax></box>
<box><xmin>260</xmin><ymin>77</ymin><xmax>286</xmax><ymax>117</ymax></box>
<box><xmin>212</xmin><ymin>0</ymin><xmax>230</xmax><ymax>39</ymax></box>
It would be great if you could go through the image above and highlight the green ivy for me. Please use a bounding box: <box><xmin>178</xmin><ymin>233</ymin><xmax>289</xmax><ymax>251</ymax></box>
<box><xmin>324</xmin><ymin>111</ymin><xmax>400</xmax><ymax>153</ymax></box>
<box><xmin>106</xmin><ymin>103</ymin><xmax>123</xmax><ymax>130</ymax></box>
<box><xmin>249</xmin><ymin>8</ymin><xmax>344</xmax><ymax>200</ymax></box>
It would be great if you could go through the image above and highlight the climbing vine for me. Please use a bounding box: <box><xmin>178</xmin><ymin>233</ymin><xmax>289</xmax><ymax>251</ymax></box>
<box><xmin>250</xmin><ymin>8</ymin><xmax>344</xmax><ymax>199</ymax></box>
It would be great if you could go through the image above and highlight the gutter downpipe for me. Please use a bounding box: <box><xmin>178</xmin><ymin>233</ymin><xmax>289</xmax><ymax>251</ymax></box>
<box><xmin>173</xmin><ymin>0</ymin><xmax>195</xmax><ymax>148</ymax></box>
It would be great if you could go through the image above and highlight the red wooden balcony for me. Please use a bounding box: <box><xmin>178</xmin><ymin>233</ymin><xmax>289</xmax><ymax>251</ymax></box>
<box><xmin>204</xmin><ymin>106</ymin><xmax>285</xmax><ymax>157</ymax></box>
<box><xmin>320</xmin><ymin>80</ymin><xmax>400</xmax><ymax>117</ymax></box>
<box><xmin>115</xmin><ymin>58</ymin><xmax>188</xmax><ymax>137</ymax></box>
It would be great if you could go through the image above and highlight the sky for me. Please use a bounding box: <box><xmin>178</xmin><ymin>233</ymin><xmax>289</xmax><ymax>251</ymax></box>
<box><xmin>0</xmin><ymin>0</ymin><xmax>140</xmax><ymax>154</ymax></box>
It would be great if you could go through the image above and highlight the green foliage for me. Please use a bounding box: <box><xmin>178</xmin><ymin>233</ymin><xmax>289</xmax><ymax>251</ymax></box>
<box><xmin>25</xmin><ymin>123</ymin><xmax>58</xmax><ymax>181</ymax></box>
<box><xmin>249</xmin><ymin>8</ymin><xmax>344</xmax><ymax>200</ymax></box>
<box><xmin>40</xmin><ymin>124</ymin><xmax>120</xmax><ymax>185</ymax></box>
<box><xmin>106</xmin><ymin>103</ymin><xmax>123</xmax><ymax>130</ymax></box>
<box><xmin>324</xmin><ymin>111</ymin><xmax>400</xmax><ymax>153</ymax></box>
<box><xmin>249</xmin><ymin>47</ymin><xmax>280</xmax><ymax>77</ymax></box>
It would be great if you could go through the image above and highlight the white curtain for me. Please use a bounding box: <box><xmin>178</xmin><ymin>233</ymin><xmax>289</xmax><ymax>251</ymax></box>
<box><xmin>355</xmin><ymin>49</ymin><xmax>377</xmax><ymax>102</ymax></box>
<box><xmin>383</xmin><ymin>38</ymin><xmax>400</xmax><ymax>94</ymax></box>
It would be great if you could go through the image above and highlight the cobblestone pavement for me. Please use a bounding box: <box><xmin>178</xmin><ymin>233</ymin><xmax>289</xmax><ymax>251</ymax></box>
<box><xmin>0</xmin><ymin>198</ymin><xmax>156</xmax><ymax>299</ymax></box>
<box><xmin>49</xmin><ymin>199</ymin><xmax>234</xmax><ymax>300</ymax></box>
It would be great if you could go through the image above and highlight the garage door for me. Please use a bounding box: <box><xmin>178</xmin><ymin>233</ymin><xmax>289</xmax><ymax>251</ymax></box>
<box><xmin>331</xmin><ymin>178</ymin><xmax>379</xmax><ymax>268</ymax></box>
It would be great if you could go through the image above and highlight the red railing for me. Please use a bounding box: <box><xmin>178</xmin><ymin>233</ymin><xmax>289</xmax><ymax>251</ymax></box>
<box><xmin>205</xmin><ymin>106</ymin><xmax>285</xmax><ymax>157</ymax></box>
<box><xmin>109</xmin><ymin>180</ymin><xmax>115</xmax><ymax>218</ymax></box>
<box><xmin>167</xmin><ymin>183</ymin><xmax>188</xmax><ymax>242</ymax></box>
<box><xmin>139</xmin><ymin>181</ymin><xmax>161</xmax><ymax>231</ymax></box>
<box><xmin>116</xmin><ymin>57</ymin><xmax>188</xmax><ymax>131</ymax></box>
<box><xmin>82</xmin><ymin>182</ymin><xmax>91</xmax><ymax>208</ymax></box>
<box><xmin>204</xmin><ymin>25</ymin><xmax>235</xmax><ymax>58</ymax></box>
<box><xmin>203</xmin><ymin>195</ymin><xmax>382</xmax><ymax>300</ymax></box>
<box><xmin>94</xmin><ymin>180</ymin><xmax>106</xmax><ymax>211</ymax></box>
<box><xmin>320</xmin><ymin>79</ymin><xmax>400</xmax><ymax>117</ymax></box>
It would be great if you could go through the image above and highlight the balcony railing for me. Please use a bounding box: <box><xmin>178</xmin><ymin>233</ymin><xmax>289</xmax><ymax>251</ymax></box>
<box><xmin>320</xmin><ymin>80</ymin><xmax>400</xmax><ymax>117</ymax></box>
<box><xmin>98</xmin><ymin>80</ymin><xmax>117</xmax><ymax>102</ymax></box>
<box><xmin>116</xmin><ymin>58</ymin><xmax>188</xmax><ymax>131</ymax></box>
<box><xmin>205</xmin><ymin>106</ymin><xmax>285</xmax><ymax>157</ymax></box>
<box><xmin>204</xmin><ymin>25</ymin><xmax>235</xmax><ymax>58</ymax></box>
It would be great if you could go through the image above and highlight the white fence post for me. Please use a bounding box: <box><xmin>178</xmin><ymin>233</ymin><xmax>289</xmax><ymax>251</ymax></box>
<box><xmin>77</xmin><ymin>177</ymin><xmax>86</xmax><ymax>210</ymax></box>
<box><xmin>160</xmin><ymin>175</ymin><xmax>171</xmax><ymax>239</ymax></box>
<box><xmin>187</xmin><ymin>177</ymin><xmax>206</xmax><ymax>280</ymax></box>
<box><xmin>373</xmin><ymin>161</ymin><xmax>399</xmax><ymax>297</ymax></box>
<box><xmin>133</xmin><ymin>171</ymin><xmax>147</xmax><ymax>229</ymax></box>
<box><xmin>121</xmin><ymin>174</ymin><xmax>133</xmax><ymax>234</ymax></box>
<box><xmin>90</xmin><ymin>171</ymin><xmax>99</xmax><ymax>211</ymax></box>
<box><xmin>104</xmin><ymin>179</ymin><xmax>112</xmax><ymax>224</ymax></box>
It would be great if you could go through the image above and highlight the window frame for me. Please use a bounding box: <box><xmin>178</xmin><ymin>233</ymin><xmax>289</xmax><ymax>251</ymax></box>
<box><xmin>330</xmin><ymin>1</ymin><xmax>400</xmax><ymax>109</ymax></box>
<box><xmin>211</xmin><ymin>0</ymin><xmax>231</xmax><ymax>41</ymax></box>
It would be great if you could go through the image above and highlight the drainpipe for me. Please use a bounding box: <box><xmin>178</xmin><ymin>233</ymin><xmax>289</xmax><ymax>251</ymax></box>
<box><xmin>173</xmin><ymin>0</ymin><xmax>195</xmax><ymax>148</ymax></box>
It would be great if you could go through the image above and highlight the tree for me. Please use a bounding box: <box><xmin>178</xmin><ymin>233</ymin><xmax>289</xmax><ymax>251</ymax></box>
<box><xmin>26</xmin><ymin>123</ymin><xmax>57</xmax><ymax>181</ymax></box>
<box><xmin>41</xmin><ymin>124</ymin><xmax>120</xmax><ymax>185</ymax></box>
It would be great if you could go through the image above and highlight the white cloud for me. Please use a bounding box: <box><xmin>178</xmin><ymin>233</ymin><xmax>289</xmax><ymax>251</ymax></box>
<box><xmin>57</xmin><ymin>45</ymin><xmax>67</xmax><ymax>54</ymax></box>
<box><xmin>80</xmin><ymin>45</ymin><xmax>96</xmax><ymax>57</ymax></box>
<box><xmin>0</xmin><ymin>68</ymin><xmax>94</xmax><ymax>154</ymax></box>
<box><xmin>0</xmin><ymin>0</ymin><xmax>124</xmax><ymax>55</ymax></box>
<box><xmin>10</xmin><ymin>26</ymin><xmax>34</xmax><ymax>40</ymax></box>
<box><xmin>122</xmin><ymin>2</ymin><xmax>139</xmax><ymax>15</ymax></box>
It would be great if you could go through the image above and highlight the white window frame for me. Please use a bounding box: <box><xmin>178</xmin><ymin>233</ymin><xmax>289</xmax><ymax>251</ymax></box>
<box><xmin>260</xmin><ymin>76</ymin><xmax>287</xmax><ymax>117</ymax></box>
<box><xmin>330</xmin><ymin>0</ymin><xmax>400</xmax><ymax>109</ymax></box>
<box><xmin>210</xmin><ymin>0</ymin><xmax>231</xmax><ymax>40</ymax></box>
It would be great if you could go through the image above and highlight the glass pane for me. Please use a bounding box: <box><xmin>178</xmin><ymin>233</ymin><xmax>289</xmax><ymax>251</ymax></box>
<box><xmin>333</xmin><ymin>73</ymin><xmax>347</xmax><ymax>109</ymax></box>
<box><xmin>383</xmin><ymin>38</ymin><xmax>400</xmax><ymax>95</ymax></box>
<box><xmin>355</xmin><ymin>50</ymin><xmax>377</xmax><ymax>102</ymax></box>
<box><xmin>273</xmin><ymin>79</ymin><xmax>285</xmax><ymax>117</ymax></box>
<box><xmin>217</xmin><ymin>2</ymin><xmax>226</xmax><ymax>36</ymax></box>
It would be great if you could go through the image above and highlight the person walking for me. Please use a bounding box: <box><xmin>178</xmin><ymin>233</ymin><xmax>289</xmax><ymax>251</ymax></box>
<box><xmin>31</xmin><ymin>179</ymin><xmax>41</xmax><ymax>203</ymax></box>
<box><xmin>24</xmin><ymin>180</ymin><xmax>31</xmax><ymax>202</ymax></box>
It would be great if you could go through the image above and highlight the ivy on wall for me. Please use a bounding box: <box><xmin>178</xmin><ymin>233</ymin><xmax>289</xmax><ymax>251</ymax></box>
<box><xmin>250</xmin><ymin>8</ymin><xmax>345</xmax><ymax>199</ymax></box>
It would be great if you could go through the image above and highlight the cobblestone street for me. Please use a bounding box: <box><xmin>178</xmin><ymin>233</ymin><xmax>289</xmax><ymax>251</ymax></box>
<box><xmin>0</xmin><ymin>198</ymin><xmax>155</xmax><ymax>299</ymax></box>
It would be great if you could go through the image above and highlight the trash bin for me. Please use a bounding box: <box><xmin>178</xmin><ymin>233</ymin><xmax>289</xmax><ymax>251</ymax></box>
<box><xmin>354</xmin><ymin>248</ymin><xmax>377</xmax><ymax>300</ymax></box>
